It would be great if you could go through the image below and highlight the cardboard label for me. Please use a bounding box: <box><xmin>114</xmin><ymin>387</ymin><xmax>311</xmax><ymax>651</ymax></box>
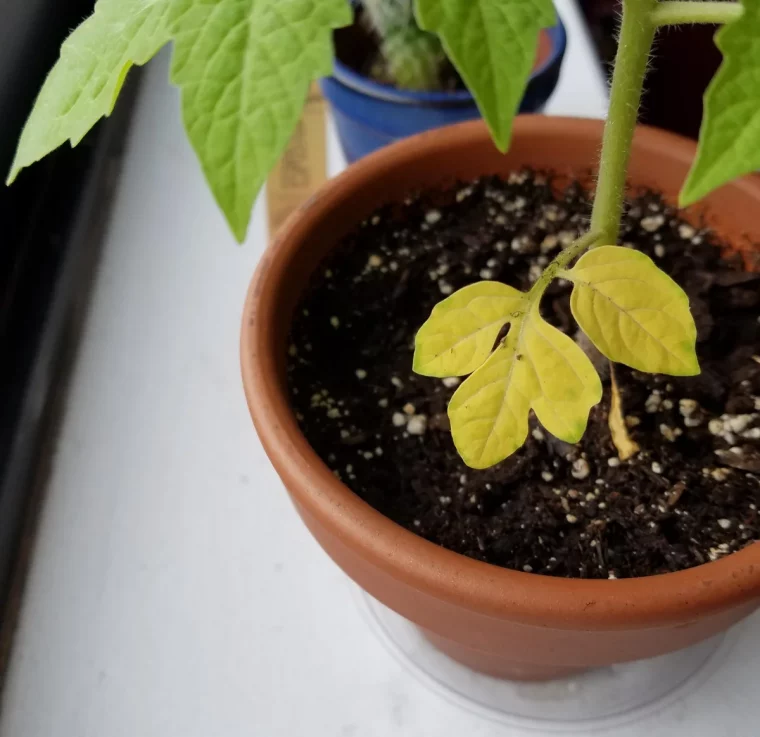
<box><xmin>266</xmin><ymin>83</ymin><xmax>328</xmax><ymax>236</ymax></box>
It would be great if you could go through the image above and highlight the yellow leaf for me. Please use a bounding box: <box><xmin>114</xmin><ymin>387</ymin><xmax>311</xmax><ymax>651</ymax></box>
<box><xmin>413</xmin><ymin>281</ymin><xmax>526</xmax><ymax>377</ymax></box>
<box><xmin>608</xmin><ymin>366</ymin><xmax>640</xmax><ymax>461</ymax></box>
<box><xmin>448</xmin><ymin>306</ymin><xmax>602</xmax><ymax>469</ymax></box>
<box><xmin>532</xmin><ymin>397</ymin><xmax>591</xmax><ymax>445</ymax></box>
<box><xmin>563</xmin><ymin>246</ymin><xmax>699</xmax><ymax>376</ymax></box>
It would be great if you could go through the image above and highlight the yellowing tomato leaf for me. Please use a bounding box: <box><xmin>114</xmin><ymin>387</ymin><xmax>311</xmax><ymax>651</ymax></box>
<box><xmin>169</xmin><ymin>0</ymin><xmax>351</xmax><ymax>241</ymax></box>
<box><xmin>413</xmin><ymin>282</ymin><xmax>527</xmax><ymax>377</ymax></box>
<box><xmin>531</xmin><ymin>396</ymin><xmax>591</xmax><ymax>445</ymax></box>
<box><xmin>518</xmin><ymin>314</ymin><xmax>601</xmax><ymax>444</ymax></box>
<box><xmin>680</xmin><ymin>0</ymin><xmax>758</xmax><ymax>206</ymax></box>
<box><xmin>563</xmin><ymin>246</ymin><xmax>699</xmax><ymax>376</ymax></box>
<box><xmin>448</xmin><ymin>307</ymin><xmax>602</xmax><ymax>469</ymax></box>
<box><xmin>7</xmin><ymin>0</ymin><xmax>173</xmax><ymax>184</ymax></box>
<box><xmin>608</xmin><ymin>365</ymin><xmax>640</xmax><ymax>461</ymax></box>
<box><xmin>415</xmin><ymin>0</ymin><xmax>555</xmax><ymax>151</ymax></box>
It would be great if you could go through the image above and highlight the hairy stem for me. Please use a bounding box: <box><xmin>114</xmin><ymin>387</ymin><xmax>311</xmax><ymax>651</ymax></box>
<box><xmin>590</xmin><ymin>0</ymin><xmax>657</xmax><ymax>246</ymax></box>
<box><xmin>651</xmin><ymin>1</ymin><xmax>743</xmax><ymax>26</ymax></box>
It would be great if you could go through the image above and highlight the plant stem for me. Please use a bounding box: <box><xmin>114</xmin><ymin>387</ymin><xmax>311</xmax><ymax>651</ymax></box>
<box><xmin>651</xmin><ymin>1</ymin><xmax>743</xmax><ymax>27</ymax></box>
<box><xmin>589</xmin><ymin>0</ymin><xmax>657</xmax><ymax>247</ymax></box>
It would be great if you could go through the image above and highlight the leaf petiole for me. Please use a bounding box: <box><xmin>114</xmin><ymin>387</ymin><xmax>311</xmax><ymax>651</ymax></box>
<box><xmin>528</xmin><ymin>230</ymin><xmax>602</xmax><ymax>301</ymax></box>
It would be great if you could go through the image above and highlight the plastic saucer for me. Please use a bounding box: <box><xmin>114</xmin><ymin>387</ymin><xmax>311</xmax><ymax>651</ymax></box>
<box><xmin>352</xmin><ymin>585</ymin><xmax>738</xmax><ymax>733</ymax></box>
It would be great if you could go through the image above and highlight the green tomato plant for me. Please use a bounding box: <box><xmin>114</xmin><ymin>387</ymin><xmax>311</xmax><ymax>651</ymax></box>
<box><xmin>5</xmin><ymin>0</ymin><xmax>756</xmax><ymax>469</ymax></box>
<box><xmin>5</xmin><ymin>0</ymin><xmax>560</xmax><ymax>240</ymax></box>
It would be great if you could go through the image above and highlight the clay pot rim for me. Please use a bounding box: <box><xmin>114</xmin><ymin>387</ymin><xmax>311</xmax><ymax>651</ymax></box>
<box><xmin>242</xmin><ymin>116</ymin><xmax>760</xmax><ymax>631</ymax></box>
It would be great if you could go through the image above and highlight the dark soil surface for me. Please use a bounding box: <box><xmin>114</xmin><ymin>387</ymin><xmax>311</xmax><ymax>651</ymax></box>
<box><xmin>286</xmin><ymin>172</ymin><xmax>760</xmax><ymax>579</ymax></box>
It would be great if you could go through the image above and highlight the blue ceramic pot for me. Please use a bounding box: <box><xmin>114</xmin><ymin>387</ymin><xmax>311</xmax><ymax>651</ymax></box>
<box><xmin>321</xmin><ymin>19</ymin><xmax>567</xmax><ymax>162</ymax></box>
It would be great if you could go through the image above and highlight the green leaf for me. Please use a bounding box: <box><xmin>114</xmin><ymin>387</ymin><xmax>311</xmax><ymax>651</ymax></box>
<box><xmin>6</xmin><ymin>0</ymin><xmax>173</xmax><ymax>185</ymax></box>
<box><xmin>415</xmin><ymin>0</ymin><xmax>555</xmax><ymax>151</ymax></box>
<box><xmin>413</xmin><ymin>281</ymin><xmax>527</xmax><ymax>377</ymax></box>
<box><xmin>448</xmin><ymin>306</ymin><xmax>602</xmax><ymax>469</ymax></box>
<box><xmin>563</xmin><ymin>246</ymin><xmax>699</xmax><ymax>377</ymax></box>
<box><xmin>680</xmin><ymin>0</ymin><xmax>757</xmax><ymax>206</ymax></box>
<box><xmin>169</xmin><ymin>0</ymin><xmax>351</xmax><ymax>242</ymax></box>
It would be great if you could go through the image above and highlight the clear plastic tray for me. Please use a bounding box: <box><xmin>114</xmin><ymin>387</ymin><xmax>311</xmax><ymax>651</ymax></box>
<box><xmin>353</xmin><ymin>586</ymin><xmax>738</xmax><ymax>733</ymax></box>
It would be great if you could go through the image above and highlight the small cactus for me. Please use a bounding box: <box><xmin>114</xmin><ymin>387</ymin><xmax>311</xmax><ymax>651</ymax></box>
<box><xmin>362</xmin><ymin>0</ymin><xmax>446</xmax><ymax>90</ymax></box>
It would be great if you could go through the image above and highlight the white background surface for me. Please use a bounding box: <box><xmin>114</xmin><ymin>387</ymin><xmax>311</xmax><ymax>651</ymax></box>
<box><xmin>4</xmin><ymin>3</ymin><xmax>759</xmax><ymax>735</ymax></box>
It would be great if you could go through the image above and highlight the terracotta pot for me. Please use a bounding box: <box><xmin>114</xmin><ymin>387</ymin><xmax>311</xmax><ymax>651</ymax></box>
<box><xmin>241</xmin><ymin>117</ymin><xmax>760</xmax><ymax>681</ymax></box>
